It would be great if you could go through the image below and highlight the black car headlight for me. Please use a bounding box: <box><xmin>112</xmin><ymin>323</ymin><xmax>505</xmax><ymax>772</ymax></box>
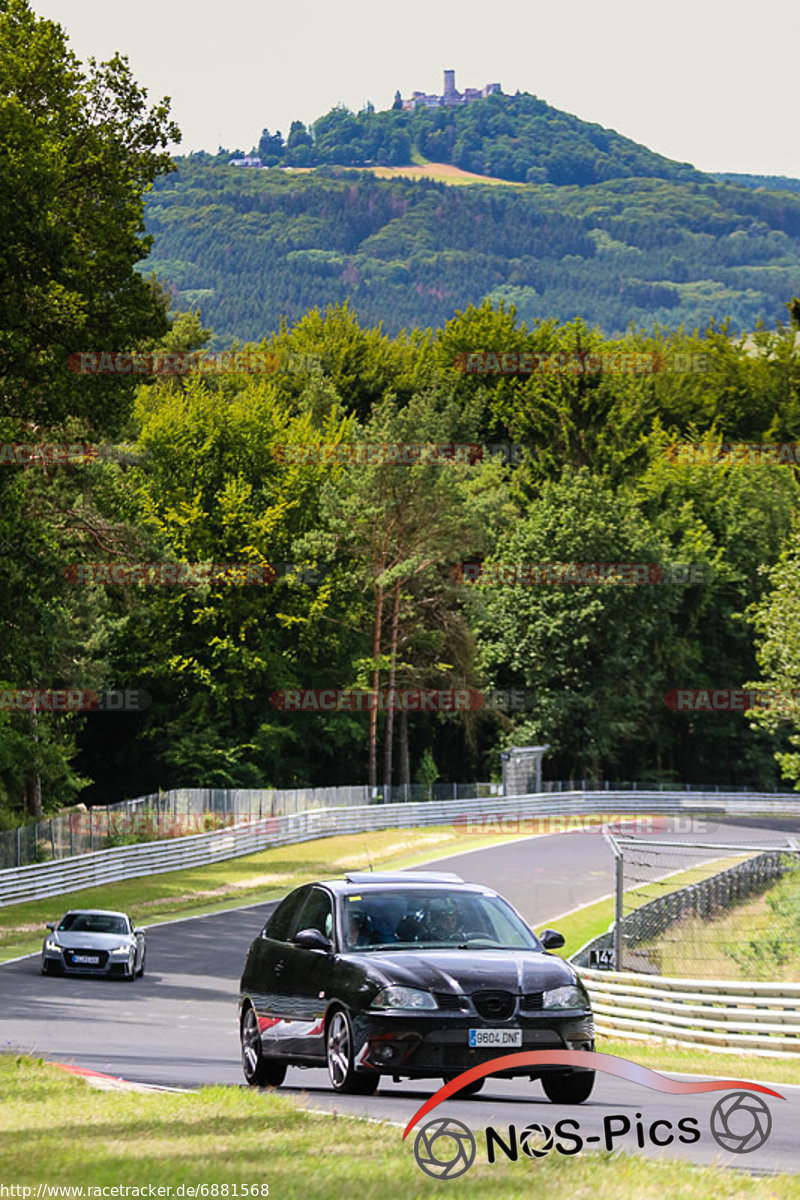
<box><xmin>542</xmin><ymin>985</ymin><xmax>589</xmax><ymax>1010</ymax></box>
<box><xmin>371</xmin><ymin>986</ymin><xmax>438</xmax><ymax>1011</ymax></box>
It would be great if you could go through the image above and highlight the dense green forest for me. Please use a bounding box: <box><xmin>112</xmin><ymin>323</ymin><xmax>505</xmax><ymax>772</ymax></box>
<box><xmin>143</xmin><ymin>162</ymin><xmax>800</xmax><ymax>341</ymax></box>
<box><xmin>4</xmin><ymin>0</ymin><xmax>800</xmax><ymax>827</ymax></box>
<box><xmin>712</xmin><ymin>173</ymin><xmax>800</xmax><ymax>194</ymax></box>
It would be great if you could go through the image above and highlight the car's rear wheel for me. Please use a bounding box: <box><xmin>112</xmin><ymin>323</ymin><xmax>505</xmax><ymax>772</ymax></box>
<box><xmin>136</xmin><ymin>949</ymin><xmax>146</xmax><ymax>978</ymax></box>
<box><xmin>443</xmin><ymin>1073</ymin><xmax>485</xmax><ymax>1097</ymax></box>
<box><xmin>241</xmin><ymin>1005</ymin><xmax>287</xmax><ymax>1087</ymax></box>
<box><xmin>541</xmin><ymin>1071</ymin><xmax>595</xmax><ymax>1104</ymax></box>
<box><xmin>326</xmin><ymin>1009</ymin><xmax>379</xmax><ymax>1095</ymax></box>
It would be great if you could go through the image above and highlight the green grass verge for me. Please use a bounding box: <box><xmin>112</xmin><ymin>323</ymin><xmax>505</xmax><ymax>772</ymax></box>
<box><xmin>545</xmin><ymin>896</ymin><xmax>615</xmax><ymax>959</ymax></box>
<box><xmin>3</xmin><ymin>1055</ymin><xmax>799</xmax><ymax>1197</ymax></box>
<box><xmin>0</xmin><ymin>826</ymin><xmax>535</xmax><ymax>963</ymax></box>
<box><xmin>595</xmin><ymin>1036</ymin><xmax>800</xmax><ymax>1088</ymax></box>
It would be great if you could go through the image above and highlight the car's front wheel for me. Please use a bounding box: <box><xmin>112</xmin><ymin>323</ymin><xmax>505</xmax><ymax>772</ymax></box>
<box><xmin>541</xmin><ymin>1071</ymin><xmax>595</xmax><ymax>1104</ymax></box>
<box><xmin>240</xmin><ymin>1005</ymin><xmax>286</xmax><ymax>1088</ymax></box>
<box><xmin>326</xmin><ymin>1009</ymin><xmax>379</xmax><ymax>1095</ymax></box>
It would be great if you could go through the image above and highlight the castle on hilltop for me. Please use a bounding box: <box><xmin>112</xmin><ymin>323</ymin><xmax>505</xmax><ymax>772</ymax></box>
<box><xmin>394</xmin><ymin>70</ymin><xmax>501</xmax><ymax>112</ymax></box>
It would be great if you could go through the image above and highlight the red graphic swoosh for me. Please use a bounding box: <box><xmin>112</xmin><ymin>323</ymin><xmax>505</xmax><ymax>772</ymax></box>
<box><xmin>401</xmin><ymin>1050</ymin><xmax>785</xmax><ymax>1139</ymax></box>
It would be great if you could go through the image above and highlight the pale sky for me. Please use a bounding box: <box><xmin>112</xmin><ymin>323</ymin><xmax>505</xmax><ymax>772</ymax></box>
<box><xmin>34</xmin><ymin>0</ymin><xmax>799</xmax><ymax>177</ymax></box>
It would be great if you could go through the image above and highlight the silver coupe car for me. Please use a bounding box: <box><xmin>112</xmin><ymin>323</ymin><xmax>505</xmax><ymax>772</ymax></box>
<box><xmin>41</xmin><ymin>909</ymin><xmax>145</xmax><ymax>980</ymax></box>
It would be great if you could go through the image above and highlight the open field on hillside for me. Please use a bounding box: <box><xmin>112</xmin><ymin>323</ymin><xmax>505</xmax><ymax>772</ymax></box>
<box><xmin>358</xmin><ymin>162</ymin><xmax>523</xmax><ymax>186</ymax></box>
<box><xmin>278</xmin><ymin>161</ymin><xmax>523</xmax><ymax>185</ymax></box>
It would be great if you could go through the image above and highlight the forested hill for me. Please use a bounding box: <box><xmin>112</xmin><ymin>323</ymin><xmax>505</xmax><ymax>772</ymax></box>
<box><xmin>232</xmin><ymin>91</ymin><xmax>706</xmax><ymax>187</ymax></box>
<box><xmin>712</xmin><ymin>172</ymin><xmax>800</xmax><ymax>194</ymax></box>
<box><xmin>144</xmin><ymin>162</ymin><xmax>800</xmax><ymax>342</ymax></box>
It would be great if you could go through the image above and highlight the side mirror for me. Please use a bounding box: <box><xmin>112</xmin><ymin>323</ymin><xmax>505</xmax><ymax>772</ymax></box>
<box><xmin>539</xmin><ymin>928</ymin><xmax>565</xmax><ymax>950</ymax></box>
<box><xmin>46</xmin><ymin>923</ymin><xmax>55</xmax><ymax>932</ymax></box>
<box><xmin>293</xmin><ymin>927</ymin><xmax>332</xmax><ymax>953</ymax></box>
<box><xmin>133</xmin><ymin>929</ymin><xmax>144</xmax><ymax>936</ymax></box>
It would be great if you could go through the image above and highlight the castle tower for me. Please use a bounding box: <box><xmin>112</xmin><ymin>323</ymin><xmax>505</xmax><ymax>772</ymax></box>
<box><xmin>443</xmin><ymin>69</ymin><xmax>456</xmax><ymax>100</ymax></box>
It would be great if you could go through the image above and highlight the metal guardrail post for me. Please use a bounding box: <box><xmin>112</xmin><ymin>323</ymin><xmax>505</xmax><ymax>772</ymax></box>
<box><xmin>615</xmin><ymin>852</ymin><xmax>623</xmax><ymax>970</ymax></box>
<box><xmin>604</xmin><ymin>832</ymin><xmax>624</xmax><ymax>971</ymax></box>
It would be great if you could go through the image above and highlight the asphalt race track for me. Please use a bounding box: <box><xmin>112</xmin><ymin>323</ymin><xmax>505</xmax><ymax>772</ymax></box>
<box><xmin>2</xmin><ymin>820</ymin><xmax>799</xmax><ymax>1175</ymax></box>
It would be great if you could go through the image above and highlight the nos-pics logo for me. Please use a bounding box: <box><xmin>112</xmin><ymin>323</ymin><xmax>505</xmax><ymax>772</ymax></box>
<box><xmin>403</xmin><ymin>1051</ymin><xmax>783</xmax><ymax>1180</ymax></box>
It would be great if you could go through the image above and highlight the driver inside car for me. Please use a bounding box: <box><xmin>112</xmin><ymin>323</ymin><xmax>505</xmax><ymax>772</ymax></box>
<box><xmin>346</xmin><ymin>908</ymin><xmax>378</xmax><ymax>948</ymax></box>
<box><xmin>424</xmin><ymin>899</ymin><xmax>462</xmax><ymax>942</ymax></box>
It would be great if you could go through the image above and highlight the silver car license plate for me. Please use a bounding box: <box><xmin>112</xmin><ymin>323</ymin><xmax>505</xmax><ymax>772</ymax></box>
<box><xmin>469</xmin><ymin>1028</ymin><xmax>522</xmax><ymax>1048</ymax></box>
<box><xmin>74</xmin><ymin>955</ymin><xmax>99</xmax><ymax>964</ymax></box>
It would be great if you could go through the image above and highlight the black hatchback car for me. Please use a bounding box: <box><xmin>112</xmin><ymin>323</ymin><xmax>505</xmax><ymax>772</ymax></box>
<box><xmin>239</xmin><ymin>871</ymin><xmax>595</xmax><ymax>1101</ymax></box>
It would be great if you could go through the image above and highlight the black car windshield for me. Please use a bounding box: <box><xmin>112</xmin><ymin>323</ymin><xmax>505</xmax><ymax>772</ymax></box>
<box><xmin>57</xmin><ymin>914</ymin><xmax>129</xmax><ymax>934</ymax></box>
<box><xmin>340</xmin><ymin>889</ymin><xmax>541</xmax><ymax>952</ymax></box>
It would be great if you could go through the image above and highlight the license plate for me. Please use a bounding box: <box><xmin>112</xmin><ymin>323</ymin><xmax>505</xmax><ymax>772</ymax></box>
<box><xmin>73</xmin><ymin>955</ymin><xmax>99</xmax><ymax>964</ymax></box>
<box><xmin>469</xmin><ymin>1028</ymin><xmax>522</xmax><ymax>1048</ymax></box>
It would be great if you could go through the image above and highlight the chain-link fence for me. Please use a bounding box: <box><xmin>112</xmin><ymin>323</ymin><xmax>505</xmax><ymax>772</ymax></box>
<box><xmin>603</xmin><ymin>834</ymin><xmax>800</xmax><ymax>978</ymax></box>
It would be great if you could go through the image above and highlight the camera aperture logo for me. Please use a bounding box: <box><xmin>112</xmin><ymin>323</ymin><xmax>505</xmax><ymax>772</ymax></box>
<box><xmin>404</xmin><ymin>1051</ymin><xmax>783</xmax><ymax>1178</ymax></box>
<box><xmin>413</xmin><ymin>1118</ymin><xmax>476</xmax><ymax>1180</ymax></box>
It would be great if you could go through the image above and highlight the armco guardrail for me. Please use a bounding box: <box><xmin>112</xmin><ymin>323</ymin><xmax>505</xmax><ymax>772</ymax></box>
<box><xmin>5</xmin><ymin>778</ymin><xmax>793</xmax><ymax>870</ymax></box>
<box><xmin>579</xmin><ymin>967</ymin><xmax>800</xmax><ymax>1055</ymax></box>
<box><xmin>0</xmin><ymin>781</ymin><xmax>502</xmax><ymax>869</ymax></box>
<box><xmin>2</xmin><ymin>789</ymin><xmax>800</xmax><ymax>908</ymax></box>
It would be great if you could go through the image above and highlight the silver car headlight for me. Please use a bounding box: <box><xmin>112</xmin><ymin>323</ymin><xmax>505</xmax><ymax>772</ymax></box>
<box><xmin>371</xmin><ymin>986</ymin><xmax>438</xmax><ymax>1011</ymax></box>
<box><xmin>44</xmin><ymin>939</ymin><xmax>61</xmax><ymax>953</ymax></box>
<box><xmin>109</xmin><ymin>945</ymin><xmax>134</xmax><ymax>955</ymax></box>
<box><xmin>543</xmin><ymin>985</ymin><xmax>588</xmax><ymax>1010</ymax></box>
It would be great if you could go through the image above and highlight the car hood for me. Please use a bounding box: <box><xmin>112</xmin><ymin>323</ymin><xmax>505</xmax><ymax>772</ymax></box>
<box><xmin>48</xmin><ymin>931</ymin><xmax>133</xmax><ymax>950</ymax></box>
<box><xmin>350</xmin><ymin>948</ymin><xmax>580</xmax><ymax>994</ymax></box>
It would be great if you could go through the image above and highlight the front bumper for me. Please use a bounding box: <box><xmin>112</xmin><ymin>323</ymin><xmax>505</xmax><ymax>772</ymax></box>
<box><xmin>352</xmin><ymin>1010</ymin><xmax>595</xmax><ymax>1079</ymax></box>
<box><xmin>42</xmin><ymin>948</ymin><xmax>135</xmax><ymax>977</ymax></box>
